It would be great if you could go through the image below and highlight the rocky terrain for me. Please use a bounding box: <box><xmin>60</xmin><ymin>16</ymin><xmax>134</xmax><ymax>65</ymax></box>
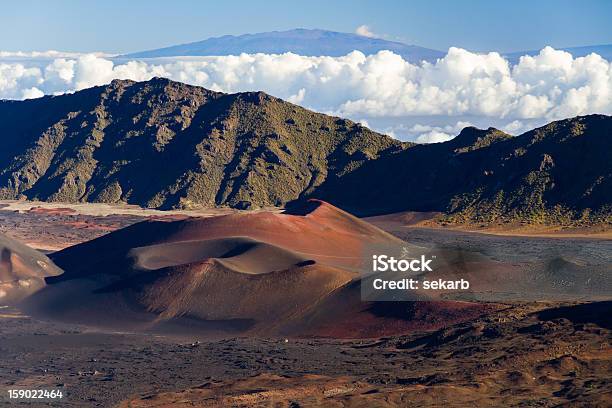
<box><xmin>0</xmin><ymin>301</ymin><xmax>609</xmax><ymax>407</ymax></box>
<box><xmin>0</xmin><ymin>201</ymin><xmax>609</xmax><ymax>406</ymax></box>
<box><xmin>0</xmin><ymin>200</ymin><xmax>237</xmax><ymax>251</ymax></box>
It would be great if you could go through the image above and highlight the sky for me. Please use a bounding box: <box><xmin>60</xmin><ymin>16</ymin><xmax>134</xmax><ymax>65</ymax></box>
<box><xmin>1</xmin><ymin>1</ymin><xmax>611</xmax><ymax>143</ymax></box>
<box><xmin>2</xmin><ymin>0</ymin><xmax>612</xmax><ymax>53</ymax></box>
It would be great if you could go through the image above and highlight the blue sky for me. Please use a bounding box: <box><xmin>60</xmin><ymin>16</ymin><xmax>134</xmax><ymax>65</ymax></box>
<box><xmin>2</xmin><ymin>0</ymin><xmax>611</xmax><ymax>53</ymax></box>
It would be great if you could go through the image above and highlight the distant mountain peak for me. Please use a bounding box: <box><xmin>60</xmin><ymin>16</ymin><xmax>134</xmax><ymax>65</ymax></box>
<box><xmin>119</xmin><ymin>28</ymin><xmax>444</xmax><ymax>62</ymax></box>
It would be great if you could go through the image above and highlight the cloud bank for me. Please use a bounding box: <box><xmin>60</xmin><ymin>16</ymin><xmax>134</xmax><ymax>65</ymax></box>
<box><xmin>1</xmin><ymin>47</ymin><xmax>611</xmax><ymax>141</ymax></box>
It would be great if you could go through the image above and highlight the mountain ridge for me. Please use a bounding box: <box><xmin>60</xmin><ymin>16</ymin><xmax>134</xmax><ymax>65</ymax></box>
<box><xmin>0</xmin><ymin>78</ymin><xmax>610</xmax><ymax>225</ymax></box>
<box><xmin>0</xmin><ymin>77</ymin><xmax>406</xmax><ymax>210</ymax></box>
<box><xmin>119</xmin><ymin>28</ymin><xmax>445</xmax><ymax>62</ymax></box>
<box><xmin>315</xmin><ymin>114</ymin><xmax>612</xmax><ymax>224</ymax></box>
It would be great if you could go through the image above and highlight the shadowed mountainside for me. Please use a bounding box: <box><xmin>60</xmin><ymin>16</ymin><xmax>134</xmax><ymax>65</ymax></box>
<box><xmin>0</xmin><ymin>78</ymin><xmax>610</xmax><ymax>224</ymax></box>
<box><xmin>315</xmin><ymin>115</ymin><xmax>612</xmax><ymax>224</ymax></box>
<box><xmin>0</xmin><ymin>78</ymin><xmax>405</xmax><ymax>210</ymax></box>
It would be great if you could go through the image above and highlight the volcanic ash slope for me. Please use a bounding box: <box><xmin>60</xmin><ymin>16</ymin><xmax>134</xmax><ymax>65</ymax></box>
<box><xmin>0</xmin><ymin>233</ymin><xmax>62</xmax><ymax>304</ymax></box>
<box><xmin>27</xmin><ymin>200</ymin><xmax>425</xmax><ymax>335</ymax></box>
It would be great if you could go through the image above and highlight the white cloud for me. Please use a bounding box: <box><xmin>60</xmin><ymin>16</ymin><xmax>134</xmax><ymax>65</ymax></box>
<box><xmin>0</xmin><ymin>46</ymin><xmax>610</xmax><ymax>142</ymax></box>
<box><xmin>287</xmin><ymin>87</ymin><xmax>306</xmax><ymax>104</ymax></box>
<box><xmin>21</xmin><ymin>87</ymin><xmax>44</xmax><ymax>99</ymax></box>
<box><xmin>416</xmin><ymin>130</ymin><xmax>454</xmax><ymax>143</ymax></box>
<box><xmin>385</xmin><ymin>120</ymin><xmax>473</xmax><ymax>142</ymax></box>
<box><xmin>358</xmin><ymin>119</ymin><xmax>370</xmax><ymax>128</ymax></box>
<box><xmin>0</xmin><ymin>50</ymin><xmax>110</xmax><ymax>59</ymax></box>
<box><xmin>44</xmin><ymin>58</ymin><xmax>75</xmax><ymax>84</ymax></box>
<box><xmin>502</xmin><ymin>120</ymin><xmax>525</xmax><ymax>134</ymax></box>
<box><xmin>355</xmin><ymin>25</ymin><xmax>376</xmax><ymax>38</ymax></box>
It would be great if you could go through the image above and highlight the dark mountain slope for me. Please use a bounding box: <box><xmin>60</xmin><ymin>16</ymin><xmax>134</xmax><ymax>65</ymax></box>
<box><xmin>315</xmin><ymin>115</ymin><xmax>612</xmax><ymax>223</ymax></box>
<box><xmin>0</xmin><ymin>78</ymin><xmax>610</xmax><ymax>225</ymax></box>
<box><xmin>0</xmin><ymin>78</ymin><xmax>405</xmax><ymax>209</ymax></box>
